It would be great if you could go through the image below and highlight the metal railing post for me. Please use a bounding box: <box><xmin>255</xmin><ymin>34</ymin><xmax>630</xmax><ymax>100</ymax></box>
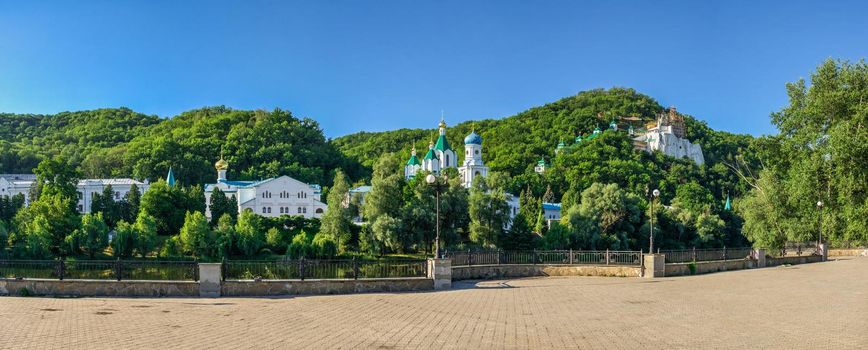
<box><xmin>497</xmin><ymin>250</ymin><xmax>502</xmax><ymax>265</ymax></box>
<box><xmin>468</xmin><ymin>249</ymin><xmax>473</xmax><ymax>267</ymax></box>
<box><xmin>606</xmin><ymin>249</ymin><xmax>610</xmax><ymax>265</ymax></box>
<box><xmin>115</xmin><ymin>258</ymin><xmax>122</xmax><ymax>281</ymax></box>
<box><xmin>692</xmin><ymin>247</ymin><xmax>697</xmax><ymax>263</ymax></box>
<box><xmin>569</xmin><ymin>249</ymin><xmax>573</xmax><ymax>264</ymax></box>
<box><xmin>723</xmin><ymin>246</ymin><xmax>728</xmax><ymax>261</ymax></box>
<box><xmin>58</xmin><ymin>259</ymin><xmax>65</xmax><ymax>281</ymax></box>
<box><xmin>533</xmin><ymin>250</ymin><xmax>537</xmax><ymax>265</ymax></box>
<box><xmin>352</xmin><ymin>256</ymin><xmax>359</xmax><ymax>280</ymax></box>
<box><xmin>299</xmin><ymin>257</ymin><xmax>305</xmax><ymax>281</ymax></box>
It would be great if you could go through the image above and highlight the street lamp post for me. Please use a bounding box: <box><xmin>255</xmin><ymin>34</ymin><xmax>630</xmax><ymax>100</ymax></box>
<box><xmin>817</xmin><ymin>201</ymin><xmax>824</xmax><ymax>246</ymax></box>
<box><xmin>650</xmin><ymin>189</ymin><xmax>660</xmax><ymax>254</ymax></box>
<box><xmin>426</xmin><ymin>174</ymin><xmax>447</xmax><ymax>259</ymax></box>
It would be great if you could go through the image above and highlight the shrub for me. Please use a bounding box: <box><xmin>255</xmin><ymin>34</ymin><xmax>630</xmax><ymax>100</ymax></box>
<box><xmin>287</xmin><ymin>232</ymin><xmax>312</xmax><ymax>259</ymax></box>
<box><xmin>235</xmin><ymin>210</ymin><xmax>264</xmax><ymax>257</ymax></box>
<box><xmin>312</xmin><ymin>232</ymin><xmax>338</xmax><ymax>258</ymax></box>
<box><xmin>159</xmin><ymin>236</ymin><xmax>184</xmax><ymax>258</ymax></box>
<box><xmin>111</xmin><ymin>221</ymin><xmax>136</xmax><ymax>258</ymax></box>
<box><xmin>265</xmin><ymin>228</ymin><xmax>287</xmax><ymax>254</ymax></box>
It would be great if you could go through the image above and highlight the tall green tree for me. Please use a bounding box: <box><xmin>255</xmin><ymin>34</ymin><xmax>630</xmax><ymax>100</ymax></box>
<box><xmin>562</xmin><ymin>183</ymin><xmax>642</xmax><ymax>250</ymax></box>
<box><xmin>364</xmin><ymin>154</ymin><xmax>406</xmax><ymax>250</ymax></box>
<box><xmin>111</xmin><ymin>221</ymin><xmax>136</xmax><ymax>258</ymax></box>
<box><xmin>79</xmin><ymin>212</ymin><xmax>109</xmax><ymax>258</ymax></box>
<box><xmin>319</xmin><ymin>170</ymin><xmax>353</xmax><ymax>251</ymax></box>
<box><xmin>133</xmin><ymin>212</ymin><xmax>158</xmax><ymax>258</ymax></box>
<box><xmin>468</xmin><ymin>177</ymin><xmax>510</xmax><ymax>247</ymax></box>
<box><xmin>212</xmin><ymin>214</ymin><xmax>236</xmax><ymax>258</ymax></box>
<box><xmin>0</xmin><ymin>194</ymin><xmax>26</xmax><ymax>223</ymax></box>
<box><xmin>208</xmin><ymin>187</ymin><xmax>236</xmax><ymax>226</ymax></box>
<box><xmin>24</xmin><ymin>194</ymin><xmax>80</xmax><ymax>257</ymax></box>
<box><xmin>91</xmin><ymin>185</ymin><xmax>120</xmax><ymax>227</ymax></box>
<box><xmin>179</xmin><ymin>211</ymin><xmax>211</xmax><ymax>259</ymax></box>
<box><xmin>140</xmin><ymin>180</ymin><xmax>195</xmax><ymax>235</ymax></box>
<box><xmin>32</xmin><ymin>157</ymin><xmax>80</xmax><ymax>204</ymax></box>
<box><xmin>740</xmin><ymin>59</ymin><xmax>868</xmax><ymax>248</ymax></box>
<box><xmin>120</xmin><ymin>183</ymin><xmax>142</xmax><ymax>224</ymax></box>
<box><xmin>500</xmin><ymin>213</ymin><xmax>537</xmax><ymax>250</ymax></box>
<box><xmin>235</xmin><ymin>209</ymin><xmax>264</xmax><ymax>257</ymax></box>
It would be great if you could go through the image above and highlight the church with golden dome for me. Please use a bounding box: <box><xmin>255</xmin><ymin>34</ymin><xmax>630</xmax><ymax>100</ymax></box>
<box><xmin>204</xmin><ymin>155</ymin><xmax>327</xmax><ymax>220</ymax></box>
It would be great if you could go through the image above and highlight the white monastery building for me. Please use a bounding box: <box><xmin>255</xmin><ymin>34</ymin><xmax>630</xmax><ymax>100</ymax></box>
<box><xmin>634</xmin><ymin>107</ymin><xmax>705</xmax><ymax>165</ymax></box>
<box><xmin>204</xmin><ymin>157</ymin><xmax>327</xmax><ymax>220</ymax></box>
<box><xmin>0</xmin><ymin>174</ymin><xmax>148</xmax><ymax>213</ymax></box>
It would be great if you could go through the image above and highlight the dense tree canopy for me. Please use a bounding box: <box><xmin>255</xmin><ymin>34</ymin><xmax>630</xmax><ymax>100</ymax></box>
<box><xmin>3</xmin><ymin>67</ymin><xmax>863</xmax><ymax>256</ymax></box>
<box><xmin>740</xmin><ymin>59</ymin><xmax>868</xmax><ymax>248</ymax></box>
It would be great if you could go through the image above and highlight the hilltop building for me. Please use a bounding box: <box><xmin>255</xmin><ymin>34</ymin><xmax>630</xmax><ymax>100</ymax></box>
<box><xmin>404</xmin><ymin>146</ymin><xmax>422</xmax><ymax>179</ymax></box>
<box><xmin>204</xmin><ymin>156</ymin><xmax>326</xmax><ymax>220</ymax></box>
<box><xmin>533</xmin><ymin>158</ymin><xmax>548</xmax><ymax>174</ymax></box>
<box><xmin>403</xmin><ymin>118</ymin><xmax>520</xmax><ymax>223</ymax></box>
<box><xmin>0</xmin><ymin>174</ymin><xmax>148</xmax><ymax>213</ymax></box>
<box><xmin>458</xmin><ymin>130</ymin><xmax>489</xmax><ymax>188</ymax></box>
<box><xmin>633</xmin><ymin>107</ymin><xmax>705</xmax><ymax>165</ymax></box>
<box><xmin>404</xmin><ymin>119</ymin><xmax>492</xmax><ymax>189</ymax></box>
<box><xmin>418</xmin><ymin>119</ymin><xmax>458</xmax><ymax>175</ymax></box>
<box><xmin>543</xmin><ymin>202</ymin><xmax>562</xmax><ymax>224</ymax></box>
<box><xmin>547</xmin><ymin>106</ymin><xmax>704</xmax><ymax>166</ymax></box>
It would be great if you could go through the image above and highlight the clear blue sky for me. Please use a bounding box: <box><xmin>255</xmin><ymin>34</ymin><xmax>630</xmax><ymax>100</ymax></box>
<box><xmin>1</xmin><ymin>1</ymin><xmax>865</xmax><ymax>137</ymax></box>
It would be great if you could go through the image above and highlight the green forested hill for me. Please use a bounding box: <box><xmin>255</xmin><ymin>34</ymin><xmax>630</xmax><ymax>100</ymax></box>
<box><xmin>334</xmin><ymin>88</ymin><xmax>756</xmax><ymax>203</ymax></box>
<box><xmin>0</xmin><ymin>107</ymin><xmax>362</xmax><ymax>187</ymax></box>
<box><xmin>0</xmin><ymin>108</ymin><xmax>160</xmax><ymax>173</ymax></box>
<box><xmin>115</xmin><ymin>107</ymin><xmax>359</xmax><ymax>186</ymax></box>
<box><xmin>0</xmin><ymin>88</ymin><xmax>753</xmax><ymax>199</ymax></box>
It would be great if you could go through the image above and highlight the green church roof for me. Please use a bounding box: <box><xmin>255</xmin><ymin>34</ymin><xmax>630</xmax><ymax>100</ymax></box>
<box><xmin>406</xmin><ymin>154</ymin><xmax>421</xmax><ymax>166</ymax></box>
<box><xmin>423</xmin><ymin>148</ymin><xmax>438</xmax><ymax>160</ymax></box>
<box><xmin>166</xmin><ymin>167</ymin><xmax>176</xmax><ymax>187</ymax></box>
<box><xmin>433</xmin><ymin>134</ymin><xmax>452</xmax><ymax>152</ymax></box>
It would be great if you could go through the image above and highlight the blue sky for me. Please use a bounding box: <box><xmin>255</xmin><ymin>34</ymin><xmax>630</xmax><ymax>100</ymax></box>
<box><xmin>0</xmin><ymin>1</ymin><xmax>865</xmax><ymax>137</ymax></box>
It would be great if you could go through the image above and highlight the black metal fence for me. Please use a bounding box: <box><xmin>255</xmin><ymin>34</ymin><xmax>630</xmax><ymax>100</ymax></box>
<box><xmin>775</xmin><ymin>242</ymin><xmax>819</xmax><ymax>257</ymax></box>
<box><xmin>445</xmin><ymin>250</ymin><xmax>643</xmax><ymax>267</ymax></box>
<box><xmin>222</xmin><ymin>258</ymin><xmax>428</xmax><ymax>281</ymax></box>
<box><xmin>660</xmin><ymin>247</ymin><xmax>753</xmax><ymax>264</ymax></box>
<box><xmin>0</xmin><ymin>259</ymin><xmax>199</xmax><ymax>281</ymax></box>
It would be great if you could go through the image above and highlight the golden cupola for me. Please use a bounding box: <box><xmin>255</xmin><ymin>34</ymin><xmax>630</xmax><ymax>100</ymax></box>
<box><xmin>215</xmin><ymin>157</ymin><xmax>229</xmax><ymax>171</ymax></box>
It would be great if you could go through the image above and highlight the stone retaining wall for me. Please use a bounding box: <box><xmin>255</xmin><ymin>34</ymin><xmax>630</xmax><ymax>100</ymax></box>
<box><xmin>829</xmin><ymin>249</ymin><xmax>868</xmax><ymax>257</ymax></box>
<box><xmin>665</xmin><ymin>259</ymin><xmax>754</xmax><ymax>277</ymax></box>
<box><xmin>0</xmin><ymin>279</ymin><xmax>198</xmax><ymax>297</ymax></box>
<box><xmin>451</xmin><ymin>264</ymin><xmax>640</xmax><ymax>280</ymax></box>
<box><xmin>221</xmin><ymin>278</ymin><xmax>433</xmax><ymax>296</ymax></box>
<box><xmin>767</xmin><ymin>254</ymin><xmax>823</xmax><ymax>267</ymax></box>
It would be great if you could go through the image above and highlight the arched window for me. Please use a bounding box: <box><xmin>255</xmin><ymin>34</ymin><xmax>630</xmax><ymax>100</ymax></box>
<box><xmin>445</xmin><ymin>154</ymin><xmax>450</xmax><ymax>166</ymax></box>
<box><xmin>315</xmin><ymin>208</ymin><xmax>324</xmax><ymax>214</ymax></box>
<box><xmin>297</xmin><ymin>207</ymin><xmax>302</xmax><ymax>214</ymax></box>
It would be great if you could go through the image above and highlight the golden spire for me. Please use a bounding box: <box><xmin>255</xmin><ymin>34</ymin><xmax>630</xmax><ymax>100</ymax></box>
<box><xmin>215</xmin><ymin>151</ymin><xmax>229</xmax><ymax>170</ymax></box>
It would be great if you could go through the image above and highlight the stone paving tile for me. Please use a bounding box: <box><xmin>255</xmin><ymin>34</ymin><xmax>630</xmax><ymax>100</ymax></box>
<box><xmin>1</xmin><ymin>257</ymin><xmax>866</xmax><ymax>349</ymax></box>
